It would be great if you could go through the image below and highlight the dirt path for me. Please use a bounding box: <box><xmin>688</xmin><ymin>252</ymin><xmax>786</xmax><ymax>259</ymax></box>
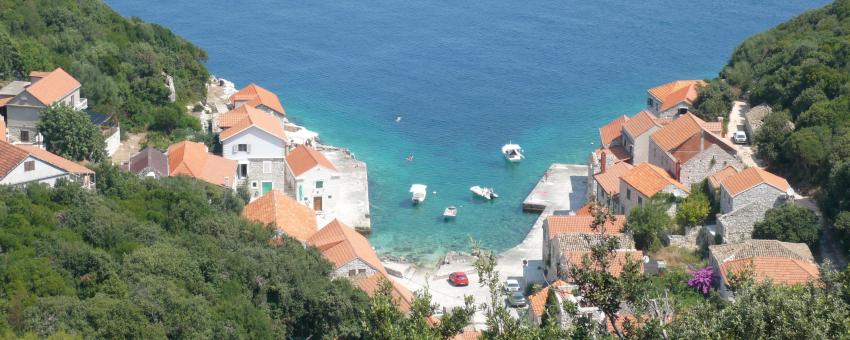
<box><xmin>110</xmin><ymin>132</ymin><xmax>146</xmax><ymax>165</ymax></box>
<box><xmin>727</xmin><ymin>101</ymin><xmax>765</xmax><ymax>168</ymax></box>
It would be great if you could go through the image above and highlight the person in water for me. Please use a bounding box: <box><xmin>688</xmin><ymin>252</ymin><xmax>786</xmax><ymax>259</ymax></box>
<box><xmin>406</xmin><ymin>154</ymin><xmax>414</xmax><ymax>161</ymax></box>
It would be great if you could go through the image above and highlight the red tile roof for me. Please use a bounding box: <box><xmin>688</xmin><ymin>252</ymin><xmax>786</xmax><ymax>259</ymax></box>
<box><xmin>721</xmin><ymin>167</ymin><xmax>791</xmax><ymax>197</ymax></box>
<box><xmin>242</xmin><ymin>190</ymin><xmax>317</xmax><ymax>242</ymax></box>
<box><xmin>0</xmin><ymin>97</ymin><xmax>12</xmax><ymax>107</ymax></box>
<box><xmin>546</xmin><ymin>215</ymin><xmax>626</xmax><ymax>240</ymax></box>
<box><xmin>622</xmin><ymin>110</ymin><xmax>660</xmax><ymax>138</ymax></box>
<box><xmin>594</xmin><ymin>146</ymin><xmax>630</xmax><ymax>164</ymax></box>
<box><xmin>650</xmin><ymin>113</ymin><xmax>736</xmax><ymax>163</ymax></box>
<box><xmin>622</xmin><ymin>163</ymin><xmax>688</xmax><ymax>197</ymax></box>
<box><xmin>25</xmin><ymin>68</ymin><xmax>81</xmax><ymax>106</ymax></box>
<box><xmin>307</xmin><ymin>219</ymin><xmax>385</xmax><ymax>274</ymax></box>
<box><xmin>352</xmin><ymin>272</ymin><xmax>414</xmax><ymax>313</ymax></box>
<box><xmin>648</xmin><ymin>80</ymin><xmax>706</xmax><ymax>111</ymax></box>
<box><xmin>563</xmin><ymin>250</ymin><xmax>644</xmax><ymax>277</ymax></box>
<box><xmin>594</xmin><ymin>162</ymin><xmax>634</xmax><ymax>196</ymax></box>
<box><xmin>16</xmin><ymin>145</ymin><xmax>93</xmax><ymax>175</ymax></box>
<box><xmin>167</xmin><ymin>141</ymin><xmax>237</xmax><ymax>187</ymax></box>
<box><xmin>229</xmin><ymin>83</ymin><xmax>286</xmax><ymax>116</ymax></box>
<box><xmin>218</xmin><ymin>104</ymin><xmax>259</xmax><ymax>129</ymax></box>
<box><xmin>219</xmin><ymin>107</ymin><xmax>286</xmax><ymax>141</ymax></box>
<box><xmin>708</xmin><ymin>165</ymin><xmax>739</xmax><ymax>189</ymax></box>
<box><xmin>719</xmin><ymin>256</ymin><xmax>819</xmax><ymax>286</ymax></box>
<box><xmin>599</xmin><ymin>115</ymin><xmax>629</xmax><ymax>146</ymax></box>
<box><xmin>574</xmin><ymin>204</ymin><xmax>592</xmax><ymax>216</ymax></box>
<box><xmin>0</xmin><ymin>141</ymin><xmax>31</xmax><ymax>177</ymax></box>
<box><xmin>528</xmin><ymin>280</ymin><xmax>572</xmax><ymax>320</ymax></box>
<box><xmin>286</xmin><ymin>145</ymin><xmax>337</xmax><ymax>177</ymax></box>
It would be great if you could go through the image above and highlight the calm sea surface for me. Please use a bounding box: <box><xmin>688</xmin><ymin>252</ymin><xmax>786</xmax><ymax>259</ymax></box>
<box><xmin>108</xmin><ymin>0</ymin><xmax>829</xmax><ymax>263</ymax></box>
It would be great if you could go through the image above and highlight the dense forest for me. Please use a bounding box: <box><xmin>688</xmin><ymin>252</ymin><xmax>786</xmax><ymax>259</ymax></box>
<box><xmin>0</xmin><ymin>0</ymin><xmax>208</xmax><ymax>134</ymax></box>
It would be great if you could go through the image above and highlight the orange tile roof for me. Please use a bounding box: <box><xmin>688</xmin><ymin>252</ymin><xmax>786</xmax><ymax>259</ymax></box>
<box><xmin>594</xmin><ymin>162</ymin><xmax>634</xmax><ymax>195</ymax></box>
<box><xmin>242</xmin><ymin>190</ymin><xmax>317</xmax><ymax>242</ymax></box>
<box><xmin>16</xmin><ymin>144</ymin><xmax>93</xmax><ymax>174</ymax></box>
<box><xmin>721</xmin><ymin>167</ymin><xmax>790</xmax><ymax>197</ymax></box>
<box><xmin>708</xmin><ymin>166</ymin><xmax>739</xmax><ymax>189</ymax></box>
<box><xmin>352</xmin><ymin>272</ymin><xmax>414</xmax><ymax>313</ymax></box>
<box><xmin>167</xmin><ymin>141</ymin><xmax>237</xmax><ymax>187</ymax></box>
<box><xmin>0</xmin><ymin>117</ymin><xmax>5</xmax><ymax>140</ymax></box>
<box><xmin>599</xmin><ymin>115</ymin><xmax>629</xmax><ymax>146</ymax></box>
<box><xmin>0</xmin><ymin>97</ymin><xmax>12</xmax><ymax>107</ymax></box>
<box><xmin>217</xmin><ymin>104</ymin><xmax>256</xmax><ymax>129</ymax></box>
<box><xmin>622</xmin><ymin>110</ymin><xmax>660</xmax><ymax>138</ymax></box>
<box><xmin>529</xmin><ymin>280</ymin><xmax>571</xmax><ymax>320</ymax></box>
<box><xmin>307</xmin><ymin>219</ymin><xmax>385</xmax><ymax>274</ymax></box>
<box><xmin>594</xmin><ymin>146</ymin><xmax>630</xmax><ymax>163</ymax></box>
<box><xmin>563</xmin><ymin>250</ymin><xmax>644</xmax><ymax>277</ymax></box>
<box><xmin>219</xmin><ymin>107</ymin><xmax>286</xmax><ymax>141</ymax></box>
<box><xmin>229</xmin><ymin>83</ymin><xmax>286</xmax><ymax>116</ymax></box>
<box><xmin>622</xmin><ymin>163</ymin><xmax>688</xmax><ymax>197</ymax></box>
<box><xmin>647</xmin><ymin>80</ymin><xmax>706</xmax><ymax>111</ymax></box>
<box><xmin>719</xmin><ymin>256</ymin><xmax>819</xmax><ymax>286</ymax></box>
<box><xmin>574</xmin><ymin>204</ymin><xmax>592</xmax><ymax>216</ymax></box>
<box><xmin>650</xmin><ymin>113</ymin><xmax>705</xmax><ymax>152</ymax></box>
<box><xmin>546</xmin><ymin>215</ymin><xmax>626</xmax><ymax>240</ymax></box>
<box><xmin>286</xmin><ymin>145</ymin><xmax>337</xmax><ymax>177</ymax></box>
<box><xmin>25</xmin><ymin>68</ymin><xmax>81</xmax><ymax>106</ymax></box>
<box><xmin>0</xmin><ymin>141</ymin><xmax>31</xmax><ymax>177</ymax></box>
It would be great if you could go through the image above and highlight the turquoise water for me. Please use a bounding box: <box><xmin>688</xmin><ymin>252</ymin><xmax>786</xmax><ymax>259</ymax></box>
<box><xmin>108</xmin><ymin>0</ymin><xmax>829</xmax><ymax>263</ymax></box>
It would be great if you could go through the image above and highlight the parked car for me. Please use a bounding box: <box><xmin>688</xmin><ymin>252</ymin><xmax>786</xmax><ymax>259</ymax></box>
<box><xmin>732</xmin><ymin>131</ymin><xmax>748</xmax><ymax>144</ymax></box>
<box><xmin>507</xmin><ymin>291</ymin><xmax>528</xmax><ymax>308</ymax></box>
<box><xmin>504</xmin><ymin>279</ymin><xmax>522</xmax><ymax>292</ymax></box>
<box><xmin>448</xmin><ymin>272</ymin><xmax>469</xmax><ymax>286</ymax></box>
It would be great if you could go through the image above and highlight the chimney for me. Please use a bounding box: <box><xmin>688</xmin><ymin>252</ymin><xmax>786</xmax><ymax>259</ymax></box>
<box><xmin>600</xmin><ymin>150</ymin><xmax>607</xmax><ymax>173</ymax></box>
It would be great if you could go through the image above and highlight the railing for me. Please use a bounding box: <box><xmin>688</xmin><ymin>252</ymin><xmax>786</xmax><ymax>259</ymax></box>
<box><xmin>74</xmin><ymin>98</ymin><xmax>88</xmax><ymax>111</ymax></box>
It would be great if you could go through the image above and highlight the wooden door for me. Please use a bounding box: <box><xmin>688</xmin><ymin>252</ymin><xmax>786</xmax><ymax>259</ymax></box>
<box><xmin>313</xmin><ymin>196</ymin><xmax>323</xmax><ymax>211</ymax></box>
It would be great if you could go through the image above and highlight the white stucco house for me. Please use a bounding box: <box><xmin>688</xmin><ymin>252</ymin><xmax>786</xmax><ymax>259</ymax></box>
<box><xmin>0</xmin><ymin>140</ymin><xmax>95</xmax><ymax>189</ymax></box>
<box><xmin>285</xmin><ymin>145</ymin><xmax>338</xmax><ymax>212</ymax></box>
<box><xmin>0</xmin><ymin>68</ymin><xmax>87</xmax><ymax>144</ymax></box>
<box><xmin>220</xmin><ymin>109</ymin><xmax>287</xmax><ymax>199</ymax></box>
<box><xmin>621</xmin><ymin>110</ymin><xmax>663</xmax><ymax>164</ymax></box>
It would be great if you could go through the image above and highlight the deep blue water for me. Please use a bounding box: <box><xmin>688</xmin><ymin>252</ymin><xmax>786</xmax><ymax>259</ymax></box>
<box><xmin>107</xmin><ymin>0</ymin><xmax>830</xmax><ymax>263</ymax></box>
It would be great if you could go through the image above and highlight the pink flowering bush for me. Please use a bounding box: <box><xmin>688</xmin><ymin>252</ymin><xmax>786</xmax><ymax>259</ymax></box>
<box><xmin>687</xmin><ymin>267</ymin><xmax>714</xmax><ymax>295</ymax></box>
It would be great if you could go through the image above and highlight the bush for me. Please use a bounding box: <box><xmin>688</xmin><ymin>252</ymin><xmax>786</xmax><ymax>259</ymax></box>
<box><xmin>37</xmin><ymin>104</ymin><xmax>106</xmax><ymax>162</ymax></box>
<box><xmin>753</xmin><ymin>204</ymin><xmax>820</xmax><ymax>248</ymax></box>
<box><xmin>625</xmin><ymin>197</ymin><xmax>673</xmax><ymax>252</ymax></box>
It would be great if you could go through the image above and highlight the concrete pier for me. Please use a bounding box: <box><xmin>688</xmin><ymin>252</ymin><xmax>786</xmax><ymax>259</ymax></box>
<box><xmin>321</xmin><ymin>148</ymin><xmax>372</xmax><ymax>233</ymax></box>
<box><xmin>522</xmin><ymin>163</ymin><xmax>589</xmax><ymax>212</ymax></box>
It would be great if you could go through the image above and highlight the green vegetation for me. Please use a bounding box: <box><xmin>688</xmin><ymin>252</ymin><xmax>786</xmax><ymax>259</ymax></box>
<box><xmin>691</xmin><ymin>79</ymin><xmax>737</xmax><ymax>123</ymax></box>
<box><xmin>0</xmin><ymin>0</ymin><xmax>209</xmax><ymax>134</ymax></box>
<box><xmin>675</xmin><ymin>182</ymin><xmax>711</xmax><ymax>229</ymax></box>
<box><xmin>37</xmin><ymin>104</ymin><xmax>106</xmax><ymax>162</ymax></box>
<box><xmin>753</xmin><ymin>204</ymin><xmax>820</xmax><ymax>248</ymax></box>
<box><xmin>625</xmin><ymin>198</ymin><xmax>673</xmax><ymax>252</ymax></box>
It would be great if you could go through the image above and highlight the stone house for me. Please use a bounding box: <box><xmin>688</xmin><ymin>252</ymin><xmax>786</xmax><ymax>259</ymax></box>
<box><xmin>542</xmin><ymin>214</ymin><xmax>627</xmax><ymax>281</ymax></box>
<box><xmin>285</xmin><ymin>145</ymin><xmax>338</xmax><ymax>213</ymax></box>
<box><xmin>706</xmin><ymin>165</ymin><xmax>739</xmax><ymax>200</ymax></box>
<box><xmin>619</xmin><ymin>163</ymin><xmax>689</xmax><ymax>216</ymax></box>
<box><xmin>229</xmin><ymin>83</ymin><xmax>286</xmax><ymax>120</ymax></box>
<box><xmin>121</xmin><ymin>147</ymin><xmax>169</xmax><ymax>179</ymax></box>
<box><xmin>0</xmin><ymin>68</ymin><xmax>87</xmax><ymax>144</ymax></box>
<box><xmin>621</xmin><ymin>110</ymin><xmax>664</xmax><ymax>164</ymax></box>
<box><xmin>598</xmin><ymin>115</ymin><xmax>629</xmax><ymax>148</ymax></box>
<box><xmin>242</xmin><ymin>190</ymin><xmax>317</xmax><ymax>243</ymax></box>
<box><xmin>744</xmin><ymin>104</ymin><xmax>772</xmax><ymax>140</ymax></box>
<box><xmin>586</xmin><ymin>147</ymin><xmax>629</xmax><ymax>201</ymax></box>
<box><xmin>167</xmin><ymin>141</ymin><xmax>238</xmax><ymax>189</ymax></box>
<box><xmin>716</xmin><ymin>167</ymin><xmax>792</xmax><ymax>243</ymax></box>
<box><xmin>593</xmin><ymin>161</ymin><xmax>634</xmax><ymax>212</ymax></box>
<box><xmin>648</xmin><ymin>113</ymin><xmax>742</xmax><ymax>188</ymax></box>
<box><xmin>645</xmin><ymin>80</ymin><xmax>706</xmax><ymax>119</ymax></box>
<box><xmin>708</xmin><ymin>240</ymin><xmax>818</xmax><ymax>299</ymax></box>
<box><xmin>220</xmin><ymin>108</ymin><xmax>287</xmax><ymax>199</ymax></box>
<box><xmin>307</xmin><ymin>219</ymin><xmax>385</xmax><ymax>278</ymax></box>
<box><xmin>0</xmin><ymin>140</ymin><xmax>95</xmax><ymax>189</ymax></box>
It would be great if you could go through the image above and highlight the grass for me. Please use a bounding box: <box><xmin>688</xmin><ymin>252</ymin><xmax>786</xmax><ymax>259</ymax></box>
<box><xmin>652</xmin><ymin>246</ymin><xmax>706</xmax><ymax>271</ymax></box>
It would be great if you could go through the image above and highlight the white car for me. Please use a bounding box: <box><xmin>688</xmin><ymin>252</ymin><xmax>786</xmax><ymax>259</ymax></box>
<box><xmin>732</xmin><ymin>131</ymin><xmax>748</xmax><ymax>144</ymax></box>
<box><xmin>504</xmin><ymin>279</ymin><xmax>522</xmax><ymax>292</ymax></box>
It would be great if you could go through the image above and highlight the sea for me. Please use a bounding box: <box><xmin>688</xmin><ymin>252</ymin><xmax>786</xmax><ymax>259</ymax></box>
<box><xmin>107</xmin><ymin>0</ymin><xmax>830</xmax><ymax>264</ymax></box>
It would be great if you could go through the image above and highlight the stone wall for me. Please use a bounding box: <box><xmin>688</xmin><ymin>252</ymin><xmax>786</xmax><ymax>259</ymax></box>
<box><xmin>680</xmin><ymin>145</ymin><xmax>743</xmax><ymax>188</ymax></box>
<box><xmin>666</xmin><ymin>225</ymin><xmax>716</xmax><ymax>250</ymax></box>
<box><xmin>717</xmin><ymin>203</ymin><xmax>772</xmax><ymax>243</ymax></box>
<box><xmin>729</xmin><ymin>183</ymin><xmax>785</xmax><ymax>213</ymax></box>
<box><xmin>239</xmin><ymin>158</ymin><xmax>286</xmax><ymax>200</ymax></box>
<box><xmin>332</xmin><ymin>258</ymin><xmax>379</xmax><ymax>279</ymax></box>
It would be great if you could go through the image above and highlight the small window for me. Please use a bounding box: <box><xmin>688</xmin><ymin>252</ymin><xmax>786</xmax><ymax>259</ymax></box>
<box><xmin>24</xmin><ymin>160</ymin><xmax>35</xmax><ymax>172</ymax></box>
<box><xmin>315</xmin><ymin>180</ymin><xmax>324</xmax><ymax>189</ymax></box>
<box><xmin>357</xmin><ymin>269</ymin><xmax>366</xmax><ymax>274</ymax></box>
<box><xmin>20</xmin><ymin>131</ymin><xmax>29</xmax><ymax>142</ymax></box>
<box><xmin>348</xmin><ymin>269</ymin><xmax>356</xmax><ymax>277</ymax></box>
<box><xmin>237</xmin><ymin>144</ymin><xmax>248</xmax><ymax>152</ymax></box>
<box><xmin>263</xmin><ymin>161</ymin><xmax>272</xmax><ymax>174</ymax></box>
<box><xmin>638</xmin><ymin>197</ymin><xmax>643</xmax><ymax>206</ymax></box>
<box><xmin>251</xmin><ymin>181</ymin><xmax>258</xmax><ymax>188</ymax></box>
<box><xmin>626</xmin><ymin>189</ymin><xmax>631</xmax><ymax>200</ymax></box>
<box><xmin>678</xmin><ymin>107</ymin><xmax>688</xmax><ymax>115</ymax></box>
<box><xmin>238</xmin><ymin>164</ymin><xmax>248</xmax><ymax>178</ymax></box>
<box><xmin>646</xmin><ymin>98</ymin><xmax>653</xmax><ymax>107</ymax></box>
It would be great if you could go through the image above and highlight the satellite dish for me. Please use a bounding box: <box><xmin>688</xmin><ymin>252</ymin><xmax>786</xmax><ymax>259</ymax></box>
<box><xmin>643</xmin><ymin>255</ymin><xmax>650</xmax><ymax>264</ymax></box>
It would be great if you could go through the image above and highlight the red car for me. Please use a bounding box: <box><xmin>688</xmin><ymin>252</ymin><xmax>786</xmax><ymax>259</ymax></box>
<box><xmin>448</xmin><ymin>272</ymin><xmax>469</xmax><ymax>286</ymax></box>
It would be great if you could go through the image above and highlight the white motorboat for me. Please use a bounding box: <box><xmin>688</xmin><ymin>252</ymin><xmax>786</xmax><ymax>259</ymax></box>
<box><xmin>443</xmin><ymin>206</ymin><xmax>458</xmax><ymax>219</ymax></box>
<box><xmin>502</xmin><ymin>143</ymin><xmax>524</xmax><ymax>162</ymax></box>
<box><xmin>470</xmin><ymin>186</ymin><xmax>499</xmax><ymax>200</ymax></box>
<box><xmin>410</xmin><ymin>184</ymin><xmax>427</xmax><ymax>204</ymax></box>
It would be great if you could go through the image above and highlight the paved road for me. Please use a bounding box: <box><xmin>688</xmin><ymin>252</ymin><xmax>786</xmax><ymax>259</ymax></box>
<box><xmin>727</xmin><ymin>101</ymin><xmax>764</xmax><ymax>168</ymax></box>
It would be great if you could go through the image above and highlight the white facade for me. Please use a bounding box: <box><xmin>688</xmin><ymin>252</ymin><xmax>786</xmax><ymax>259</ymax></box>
<box><xmin>6</xmin><ymin>86</ymin><xmax>86</xmax><ymax>144</ymax></box>
<box><xmin>286</xmin><ymin>163</ymin><xmax>337</xmax><ymax>213</ymax></box>
<box><xmin>221</xmin><ymin>126</ymin><xmax>286</xmax><ymax>198</ymax></box>
<box><xmin>0</xmin><ymin>156</ymin><xmax>71</xmax><ymax>186</ymax></box>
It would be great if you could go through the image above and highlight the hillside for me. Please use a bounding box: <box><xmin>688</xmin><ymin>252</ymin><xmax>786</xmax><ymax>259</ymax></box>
<box><xmin>0</xmin><ymin>0</ymin><xmax>208</xmax><ymax>132</ymax></box>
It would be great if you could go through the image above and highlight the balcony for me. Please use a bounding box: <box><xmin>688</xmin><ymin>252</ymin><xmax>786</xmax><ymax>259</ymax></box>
<box><xmin>74</xmin><ymin>97</ymin><xmax>88</xmax><ymax>111</ymax></box>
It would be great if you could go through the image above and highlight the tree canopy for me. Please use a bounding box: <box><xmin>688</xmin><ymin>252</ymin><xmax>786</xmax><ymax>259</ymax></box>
<box><xmin>37</xmin><ymin>104</ymin><xmax>107</xmax><ymax>162</ymax></box>
<box><xmin>752</xmin><ymin>204</ymin><xmax>820</xmax><ymax>248</ymax></box>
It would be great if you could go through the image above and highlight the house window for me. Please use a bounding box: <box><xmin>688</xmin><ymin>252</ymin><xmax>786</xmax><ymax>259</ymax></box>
<box><xmin>316</xmin><ymin>180</ymin><xmax>324</xmax><ymax>189</ymax></box>
<box><xmin>237</xmin><ymin>144</ymin><xmax>249</xmax><ymax>152</ymax></box>
<box><xmin>251</xmin><ymin>181</ymin><xmax>258</xmax><ymax>188</ymax></box>
<box><xmin>357</xmin><ymin>268</ymin><xmax>366</xmax><ymax>274</ymax></box>
<box><xmin>638</xmin><ymin>197</ymin><xmax>643</xmax><ymax>206</ymax></box>
<box><xmin>348</xmin><ymin>269</ymin><xmax>356</xmax><ymax>276</ymax></box>
<box><xmin>263</xmin><ymin>161</ymin><xmax>272</xmax><ymax>174</ymax></box>
<box><xmin>24</xmin><ymin>160</ymin><xmax>35</xmax><ymax>172</ymax></box>
<box><xmin>626</xmin><ymin>188</ymin><xmax>631</xmax><ymax>200</ymax></box>
<box><xmin>646</xmin><ymin>98</ymin><xmax>653</xmax><ymax>107</ymax></box>
<box><xmin>678</xmin><ymin>107</ymin><xmax>688</xmax><ymax>115</ymax></box>
<box><xmin>20</xmin><ymin>131</ymin><xmax>29</xmax><ymax>142</ymax></box>
<box><xmin>238</xmin><ymin>164</ymin><xmax>248</xmax><ymax>179</ymax></box>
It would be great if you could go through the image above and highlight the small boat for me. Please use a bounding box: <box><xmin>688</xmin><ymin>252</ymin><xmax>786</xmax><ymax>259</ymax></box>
<box><xmin>470</xmin><ymin>186</ymin><xmax>499</xmax><ymax>200</ymax></box>
<box><xmin>502</xmin><ymin>143</ymin><xmax>524</xmax><ymax>162</ymax></box>
<box><xmin>410</xmin><ymin>184</ymin><xmax>427</xmax><ymax>204</ymax></box>
<box><xmin>443</xmin><ymin>206</ymin><xmax>458</xmax><ymax>219</ymax></box>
